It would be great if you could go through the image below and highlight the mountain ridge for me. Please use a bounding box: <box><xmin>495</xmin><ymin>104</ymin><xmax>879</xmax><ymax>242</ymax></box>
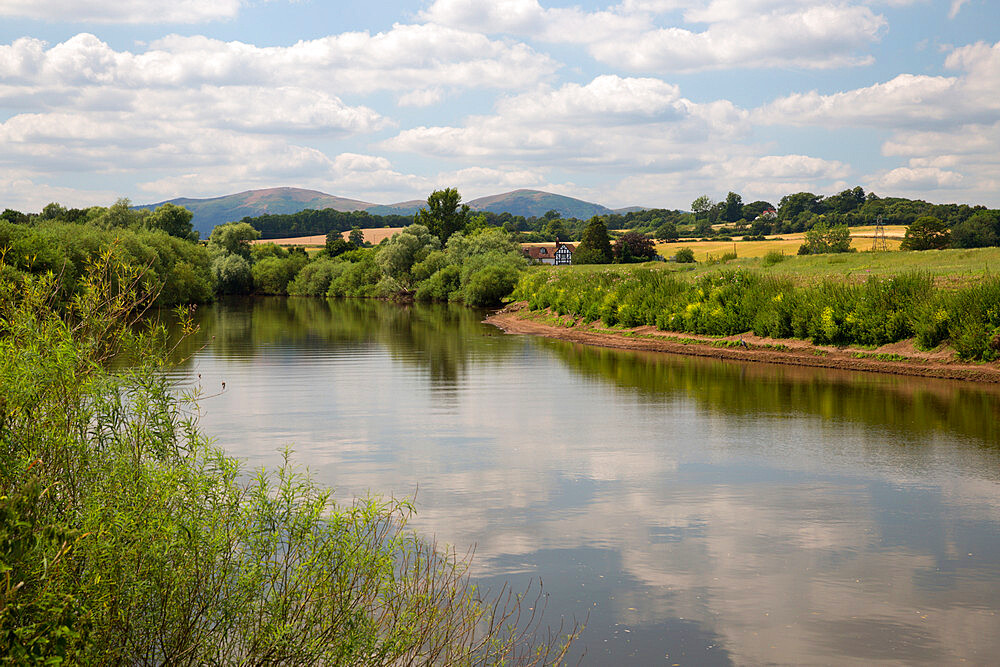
<box><xmin>138</xmin><ymin>186</ymin><xmax>646</xmax><ymax>237</ymax></box>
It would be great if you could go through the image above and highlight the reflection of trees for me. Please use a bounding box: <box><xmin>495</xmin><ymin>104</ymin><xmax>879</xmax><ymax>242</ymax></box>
<box><xmin>541</xmin><ymin>339</ymin><xmax>1000</xmax><ymax>446</ymax></box>
<box><xmin>165</xmin><ymin>297</ymin><xmax>516</xmax><ymax>393</ymax></box>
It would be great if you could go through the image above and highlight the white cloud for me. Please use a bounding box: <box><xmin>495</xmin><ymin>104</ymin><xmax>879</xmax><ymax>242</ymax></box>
<box><xmin>757</xmin><ymin>40</ymin><xmax>1000</xmax><ymax>128</ymax></box>
<box><xmin>0</xmin><ymin>28</ymin><xmax>557</xmax><ymax>203</ymax></box>
<box><xmin>0</xmin><ymin>28</ymin><xmax>556</xmax><ymax>96</ymax></box>
<box><xmin>397</xmin><ymin>88</ymin><xmax>444</xmax><ymax>108</ymax></box>
<box><xmin>137</xmin><ymin>150</ymin><xmax>429</xmax><ymax>201</ymax></box>
<box><xmin>949</xmin><ymin>0</ymin><xmax>970</xmax><ymax>19</ymax></box>
<box><xmin>0</xmin><ymin>170</ymin><xmax>118</xmax><ymax>211</ymax></box>
<box><xmin>0</xmin><ymin>0</ymin><xmax>253</xmax><ymax>24</ymax></box>
<box><xmin>420</xmin><ymin>0</ymin><xmax>650</xmax><ymax>43</ymax></box>
<box><xmin>423</xmin><ymin>0</ymin><xmax>887</xmax><ymax>72</ymax></box>
<box><xmin>754</xmin><ymin>40</ymin><xmax>1000</xmax><ymax>204</ymax></box>
<box><xmin>591</xmin><ymin>4</ymin><xmax>885</xmax><ymax>72</ymax></box>
<box><xmin>383</xmin><ymin>75</ymin><xmax>749</xmax><ymax>167</ymax></box>
<box><xmin>871</xmin><ymin>166</ymin><xmax>963</xmax><ymax>190</ymax></box>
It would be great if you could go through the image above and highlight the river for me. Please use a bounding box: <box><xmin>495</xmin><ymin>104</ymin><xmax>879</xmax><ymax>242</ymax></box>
<box><xmin>163</xmin><ymin>297</ymin><xmax>1000</xmax><ymax>665</ymax></box>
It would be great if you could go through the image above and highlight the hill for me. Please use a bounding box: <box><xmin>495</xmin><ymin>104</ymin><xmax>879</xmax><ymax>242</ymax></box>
<box><xmin>137</xmin><ymin>187</ymin><xmax>378</xmax><ymax>238</ymax></box>
<box><xmin>467</xmin><ymin>189</ymin><xmax>613</xmax><ymax>219</ymax></box>
<box><xmin>139</xmin><ymin>187</ymin><xmax>636</xmax><ymax>237</ymax></box>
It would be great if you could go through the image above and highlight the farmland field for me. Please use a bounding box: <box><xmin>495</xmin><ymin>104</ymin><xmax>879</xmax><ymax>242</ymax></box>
<box><xmin>252</xmin><ymin>227</ymin><xmax>406</xmax><ymax>247</ymax></box>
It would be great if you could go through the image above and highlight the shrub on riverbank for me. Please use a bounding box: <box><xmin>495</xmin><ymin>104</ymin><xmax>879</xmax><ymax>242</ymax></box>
<box><xmin>0</xmin><ymin>220</ymin><xmax>212</xmax><ymax>305</ymax></box>
<box><xmin>0</xmin><ymin>256</ymin><xmax>577</xmax><ymax>664</ymax></box>
<box><xmin>512</xmin><ymin>266</ymin><xmax>1000</xmax><ymax>360</ymax></box>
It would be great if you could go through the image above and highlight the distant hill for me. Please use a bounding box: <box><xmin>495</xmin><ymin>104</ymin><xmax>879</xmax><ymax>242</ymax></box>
<box><xmin>467</xmin><ymin>189</ymin><xmax>613</xmax><ymax>219</ymax></box>
<box><xmin>137</xmin><ymin>187</ymin><xmax>379</xmax><ymax>238</ymax></box>
<box><xmin>138</xmin><ymin>187</ymin><xmax>639</xmax><ymax>237</ymax></box>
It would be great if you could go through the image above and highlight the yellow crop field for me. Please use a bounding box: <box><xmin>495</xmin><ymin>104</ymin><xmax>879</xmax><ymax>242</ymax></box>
<box><xmin>656</xmin><ymin>225</ymin><xmax>906</xmax><ymax>261</ymax></box>
<box><xmin>252</xmin><ymin>227</ymin><xmax>406</xmax><ymax>247</ymax></box>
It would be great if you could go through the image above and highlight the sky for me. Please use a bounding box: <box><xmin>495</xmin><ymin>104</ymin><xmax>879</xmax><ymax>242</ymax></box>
<box><xmin>1</xmin><ymin>0</ymin><xmax>998</xmax><ymax>212</ymax></box>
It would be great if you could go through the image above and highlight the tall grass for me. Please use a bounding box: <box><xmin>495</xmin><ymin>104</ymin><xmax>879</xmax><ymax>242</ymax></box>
<box><xmin>0</xmin><ymin>253</ymin><xmax>578</xmax><ymax>664</ymax></box>
<box><xmin>513</xmin><ymin>266</ymin><xmax>1000</xmax><ymax>361</ymax></box>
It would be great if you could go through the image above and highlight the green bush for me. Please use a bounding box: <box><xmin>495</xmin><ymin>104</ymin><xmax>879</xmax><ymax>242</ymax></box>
<box><xmin>211</xmin><ymin>254</ymin><xmax>253</xmax><ymax>295</ymax></box>
<box><xmin>252</xmin><ymin>254</ymin><xmax>309</xmax><ymax>295</ymax></box>
<box><xmin>512</xmin><ymin>266</ymin><xmax>1000</xmax><ymax>360</ymax></box>
<box><xmin>761</xmin><ymin>250</ymin><xmax>786</xmax><ymax>267</ymax></box>
<box><xmin>0</xmin><ymin>255</ymin><xmax>578</xmax><ymax>664</ymax></box>
<box><xmin>287</xmin><ymin>258</ymin><xmax>345</xmax><ymax>297</ymax></box>
<box><xmin>674</xmin><ymin>248</ymin><xmax>695</xmax><ymax>263</ymax></box>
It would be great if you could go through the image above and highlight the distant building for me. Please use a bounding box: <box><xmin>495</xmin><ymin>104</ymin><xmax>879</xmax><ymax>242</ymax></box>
<box><xmin>522</xmin><ymin>242</ymin><xmax>576</xmax><ymax>266</ymax></box>
<box><xmin>756</xmin><ymin>208</ymin><xmax>777</xmax><ymax>221</ymax></box>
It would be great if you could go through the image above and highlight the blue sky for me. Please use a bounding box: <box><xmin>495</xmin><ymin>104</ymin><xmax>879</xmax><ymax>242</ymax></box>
<box><xmin>1</xmin><ymin>0</ymin><xmax>998</xmax><ymax>211</ymax></box>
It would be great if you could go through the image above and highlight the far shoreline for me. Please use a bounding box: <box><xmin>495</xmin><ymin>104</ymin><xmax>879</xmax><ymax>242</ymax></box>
<box><xmin>484</xmin><ymin>302</ymin><xmax>1000</xmax><ymax>385</ymax></box>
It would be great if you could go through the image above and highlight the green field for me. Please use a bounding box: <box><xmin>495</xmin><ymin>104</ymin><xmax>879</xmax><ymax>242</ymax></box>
<box><xmin>577</xmin><ymin>244</ymin><xmax>1000</xmax><ymax>286</ymax></box>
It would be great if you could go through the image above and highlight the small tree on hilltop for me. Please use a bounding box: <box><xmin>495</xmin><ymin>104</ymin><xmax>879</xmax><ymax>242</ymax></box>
<box><xmin>901</xmin><ymin>216</ymin><xmax>950</xmax><ymax>251</ymax></box>
<box><xmin>572</xmin><ymin>217</ymin><xmax>613</xmax><ymax>264</ymax></box>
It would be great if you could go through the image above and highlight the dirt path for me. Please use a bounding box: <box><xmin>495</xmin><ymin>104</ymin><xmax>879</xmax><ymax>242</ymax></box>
<box><xmin>484</xmin><ymin>303</ymin><xmax>1000</xmax><ymax>384</ymax></box>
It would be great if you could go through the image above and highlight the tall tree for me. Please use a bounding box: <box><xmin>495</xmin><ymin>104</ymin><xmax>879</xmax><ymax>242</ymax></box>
<box><xmin>349</xmin><ymin>227</ymin><xmax>365</xmax><ymax>247</ymax></box>
<box><xmin>416</xmin><ymin>188</ymin><xmax>470</xmax><ymax>243</ymax></box>
<box><xmin>147</xmin><ymin>203</ymin><xmax>197</xmax><ymax>241</ymax></box>
<box><xmin>722</xmin><ymin>192</ymin><xmax>743</xmax><ymax>223</ymax></box>
<box><xmin>691</xmin><ymin>195</ymin><xmax>713</xmax><ymax>220</ymax></box>
<box><xmin>208</xmin><ymin>221</ymin><xmax>260</xmax><ymax>259</ymax></box>
<box><xmin>573</xmin><ymin>217</ymin><xmax>613</xmax><ymax>264</ymax></box>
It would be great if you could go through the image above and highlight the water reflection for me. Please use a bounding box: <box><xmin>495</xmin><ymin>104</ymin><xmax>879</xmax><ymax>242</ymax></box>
<box><xmin>160</xmin><ymin>298</ymin><xmax>1000</xmax><ymax>665</ymax></box>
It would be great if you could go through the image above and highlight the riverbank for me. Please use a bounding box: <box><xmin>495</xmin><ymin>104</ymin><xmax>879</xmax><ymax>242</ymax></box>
<box><xmin>486</xmin><ymin>302</ymin><xmax>1000</xmax><ymax>384</ymax></box>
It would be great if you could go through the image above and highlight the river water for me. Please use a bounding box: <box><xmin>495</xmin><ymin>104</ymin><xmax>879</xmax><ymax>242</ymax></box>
<box><xmin>164</xmin><ymin>297</ymin><xmax>1000</xmax><ymax>665</ymax></box>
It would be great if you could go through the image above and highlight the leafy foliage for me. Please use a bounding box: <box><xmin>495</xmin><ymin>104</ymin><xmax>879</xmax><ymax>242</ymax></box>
<box><xmin>613</xmin><ymin>231</ymin><xmax>656</xmax><ymax>263</ymax></box>
<box><xmin>572</xmin><ymin>217</ymin><xmax>613</xmax><ymax>265</ymax></box>
<box><xmin>0</xmin><ymin>253</ymin><xmax>579</xmax><ymax>664</ymax></box>
<box><xmin>416</xmin><ymin>188</ymin><xmax>471</xmax><ymax>244</ymax></box>
<box><xmin>514</xmin><ymin>266</ymin><xmax>1000</xmax><ymax>361</ymax></box>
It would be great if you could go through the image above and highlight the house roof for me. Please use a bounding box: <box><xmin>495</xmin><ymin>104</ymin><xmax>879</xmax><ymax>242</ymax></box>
<box><xmin>521</xmin><ymin>243</ymin><xmax>575</xmax><ymax>260</ymax></box>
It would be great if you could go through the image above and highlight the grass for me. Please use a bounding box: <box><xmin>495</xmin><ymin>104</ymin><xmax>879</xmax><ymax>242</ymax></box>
<box><xmin>634</xmin><ymin>245</ymin><xmax>999</xmax><ymax>285</ymax></box>
<box><xmin>552</xmin><ymin>245</ymin><xmax>1000</xmax><ymax>286</ymax></box>
<box><xmin>513</xmin><ymin>259</ymin><xmax>1000</xmax><ymax>361</ymax></box>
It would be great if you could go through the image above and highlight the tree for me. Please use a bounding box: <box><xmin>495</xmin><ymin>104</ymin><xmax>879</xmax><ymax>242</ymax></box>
<box><xmin>325</xmin><ymin>231</ymin><xmax>354</xmax><ymax>257</ymax></box>
<box><xmin>742</xmin><ymin>200</ymin><xmax>775</xmax><ymax>220</ymax></box>
<box><xmin>722</xmin><ymin>192</ymin><xmax>744</xmax><ymax>223</ymax></box>
<box><xmin>901</xmin><ymin>216</ymin><xmax>950</xmax><ymax>251</ymax></box>
<box><xmin>654</xmin><ymin>221</ymin><xmax>679</xmax><ymax>242</ymax></box>
<box><xmin>951</xmin><ymin>210</ymin><xmax>999</xmax><ymax>248</ymax></box>
<box><xmin>208</xmin><ymin>222</ymin><xmax>260</xmax><ymax>259</ymax></box>
<box><xmin>40</xmin><ymin>202</ymin><xmax>67</xmax><ymax>220</ymax></box>
<box><xmin>799</xmin><ymin>221</ymin><xmax>852</xmax><ymax>254</ymax></box>
<box><xmin>544</xmin><ymin>218</ymin><xmax>568</xmax><ymax>241</ymax></box>
<box><xmin>1</xmin><ymin>208</ymin><xmax>28</xmax><ymax>224</ymax></box>
<box><xmin>147</xmin><ymin>203</ymin><xmax>197</xmax><ymax>241</ymax></box>
<box><xmin>375</xmin><ymin>224</ymin><xmax>440</xmax><ymax>287</ymax></box>
<box><xmin>778</xmin><ymin>192</ymin><xmax>822</xmax><ymax>220</ymax></box>
<box><xmin>416</xmin><ymin>188</ymin><xmax>470</xmax><ymax>243</ymax></box>
<box><xmin>349</xmin><ymin>227</ymin><xmax>365</xmax><ymax>247</ymax></box>
<box><xmin>572</xmin><ymin>217</ymin><xmax>613</xmax><ymax>264</ymax></box>
<box><xmin>613</xmin><ymin>232</ymin><xmax>656</xmax><ymax>263</ymax></box>
<box><xmin>691</xmin><ymin>195</ymin><xmax>713</xmax><ymax>220</ymax></box>
<box><xmin>211</xmin><ymin>254</ymin><xmax>253</xmax><ymax>294</ymax></box>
